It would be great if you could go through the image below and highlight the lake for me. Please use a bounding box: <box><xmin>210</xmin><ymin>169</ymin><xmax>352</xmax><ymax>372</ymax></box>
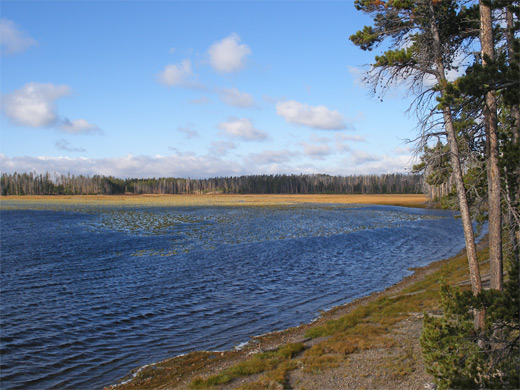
<box><xmin>1</xmin><ymin>200</ymin><xmax>469</xmax><ymax>389</ymax></box>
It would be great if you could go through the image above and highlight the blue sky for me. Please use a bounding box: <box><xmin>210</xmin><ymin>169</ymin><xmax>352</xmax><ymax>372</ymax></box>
<box><xmin>1</xmin><ymin>1</ymin><xmax>419</xmax><ymax>179</ymax></box>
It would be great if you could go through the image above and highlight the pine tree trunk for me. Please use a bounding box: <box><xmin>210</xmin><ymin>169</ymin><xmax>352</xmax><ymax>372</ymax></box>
<box><xmin>505</xmin><ymin>6</ymin><xmax>520</xmax><ymax>258</ymax></box>
<box><xmin>480</xmin><ymin>0</ymin><xmax>503</xmax><ymax>291</ymax></box>
<box><xmin>506</xmin><ymin>7</ymin><xmax>520</xmax><ymax>145</ymax></box>
<box><xmin>427</xmin><ymin>0</ymin><xmax>486</xmax><ymax>326</ymax></box>
<box><xmin>427</xmin><ymin>0</ymin><xmax>484</xmax><ymax>328</ymax></box>
<box><xmin>442</xmin><ymin>107</ymin><xmax>484</xmax><ymax>297</ymax></box>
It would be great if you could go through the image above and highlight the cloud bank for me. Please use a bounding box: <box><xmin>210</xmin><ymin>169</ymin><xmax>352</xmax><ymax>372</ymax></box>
<box><xmin>0</xmin><ymin>154</ymin><xmax>245</xmax><ymax>179</ymax></box>
<box><xmin>0</xmin><ymin>149</ymin><xmax>414</xmax><ymax>179</ymax></box>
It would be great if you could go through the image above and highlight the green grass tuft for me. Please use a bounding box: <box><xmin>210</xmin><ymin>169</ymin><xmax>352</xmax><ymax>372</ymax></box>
<box><xmin>189</xmin><ymin>343</ymin><xmax>305</xmax><ymax>388</ymax></box>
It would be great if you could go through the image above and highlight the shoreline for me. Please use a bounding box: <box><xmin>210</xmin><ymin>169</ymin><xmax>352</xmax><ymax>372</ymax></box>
<box><xmin>110</xmin><ymin>259</ymin><xmax>431</xmax><ymax>388</ymax></box>
<box><xmin>110</xmin><ymin>232</ymin><xmax>486</xmax><ymax>390</ymax></box>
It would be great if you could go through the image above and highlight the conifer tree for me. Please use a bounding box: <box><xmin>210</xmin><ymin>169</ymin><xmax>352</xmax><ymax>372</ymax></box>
<box><xmin>350</xmin><ymin>0</ymin><xmax>484</xmax><ymax>326</ymax></box>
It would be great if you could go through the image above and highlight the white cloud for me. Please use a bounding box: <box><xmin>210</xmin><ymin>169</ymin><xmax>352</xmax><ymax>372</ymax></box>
<box><xmin>219</xmin><ymin>88</ymin><xmax>255</xmax><ymax>108</ymax></box>
<box><xmin>60</xmin><ymin>118</ymin><xmax>101</xmax><ymax>134</ymax></box>
<box><xmin>218</xmin><ymin>118</ymin><xmax>267</xmax><ymax>141</ymax></box>
<box><xmin>2</xmin><ymin>82</ymin><xmax>71</xmax><ymax>127</ymax></box>
<box><xmin>158</xmin><ymin>59</ymin><xmax>193</xmax><ymax>87</ymax></box>
<box><xmin>208</xmin><ymin>33</ymin><xmax>251</xmax><ymax>73</ymax></box>
<box><xmin>55</xmin><ymin>139</ymin><xmax>86</xmax><ymax>152</ymax></box>
<box><xmin>1</xmin><ymin>82</ymin><xmax>100</xmax><ymax>134</ymax></box>
<box><xmin>276</xmin><ymin>100</ymin><xmax>347</xmax><ymax>130</ymax></box>
<box><xmin>0</xmin><ymin>18</ymin><xmax>37</xmax><ymax>54</ymax></box>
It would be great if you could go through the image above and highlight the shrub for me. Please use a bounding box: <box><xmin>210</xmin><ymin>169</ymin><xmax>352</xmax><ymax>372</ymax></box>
<box><xmin>420</xmin><ymin>254</ymin><xmax>520</xmax><ymax>389</ymax></box>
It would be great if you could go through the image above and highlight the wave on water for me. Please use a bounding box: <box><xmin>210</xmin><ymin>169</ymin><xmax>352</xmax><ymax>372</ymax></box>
<box><xmin>0</xmin><ymin>204</ymin><xmax>470</xmax><ymax>389</ymax></box>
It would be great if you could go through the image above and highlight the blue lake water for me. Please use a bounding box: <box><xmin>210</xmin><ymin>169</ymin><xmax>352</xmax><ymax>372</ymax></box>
<box><xmin>1</xmin><ymin>202</ymin><xmax>469</xmax><ymax>389</ymax></box>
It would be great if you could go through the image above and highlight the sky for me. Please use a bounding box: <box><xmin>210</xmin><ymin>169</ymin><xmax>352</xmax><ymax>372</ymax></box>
<box><xmin>0</xmin><ymin>1</ymin><xmax>421</xmax><ymax>179</ymax></box>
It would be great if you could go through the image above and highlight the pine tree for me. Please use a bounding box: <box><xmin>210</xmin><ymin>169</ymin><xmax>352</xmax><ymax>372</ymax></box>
<box><xmin>350</xmin><ymin>0</ymin><xmax>485</xmax><ymax>325</ymax></box>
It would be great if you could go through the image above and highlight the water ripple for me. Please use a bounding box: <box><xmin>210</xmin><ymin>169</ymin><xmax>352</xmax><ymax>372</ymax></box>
<box><xmin>1</xmin><ymin>204</ymin><xmax>469</xmax><ymax>389</ymax></box>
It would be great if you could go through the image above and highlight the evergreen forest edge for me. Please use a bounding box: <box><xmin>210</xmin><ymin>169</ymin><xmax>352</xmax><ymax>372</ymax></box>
<box><xmin>0</xmin><ymin>172</ymin><xmax>425</xmax><ymax>196</ymax></box>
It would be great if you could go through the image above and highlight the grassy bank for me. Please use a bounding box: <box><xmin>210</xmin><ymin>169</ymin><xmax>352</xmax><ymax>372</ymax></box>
<box><xmin>109</xmin><ymin>237</ymin><xmax>489</xmax><ymax>389</ymax></box>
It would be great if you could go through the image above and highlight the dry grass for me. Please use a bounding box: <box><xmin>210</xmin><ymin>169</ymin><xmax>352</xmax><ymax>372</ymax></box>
<box><xmin>0</xmin><ymin>193</ymin><xmax>428</xmax><ymax>208</ymax></box>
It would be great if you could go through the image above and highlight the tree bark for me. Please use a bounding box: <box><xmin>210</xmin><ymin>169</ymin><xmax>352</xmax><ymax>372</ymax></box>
<box><xmin>428</xmin><ymin>0</ymin><xmax>484</xmax><ymax>328</ymax></box>
<box><xmin>480</xmin><ymin>0</ymin><xmax>503</xmax><ymax>291</ymax></box>
<box><xmin>442</xmin><ymin>107</ymin><xmax>484</xmax><ymax>296</ymax></box>
<box><xmin>505</xmin><ymin>7</ymin><xmax>520</xmax><ymax>145</ymax></box>
<box><xmin>505</xmin><ymin>6</ymin><xmax>520</xmax><ymax>261</ymax></box>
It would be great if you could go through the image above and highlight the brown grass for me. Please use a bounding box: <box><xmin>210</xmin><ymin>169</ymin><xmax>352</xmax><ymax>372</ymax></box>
<box><xmin>0</xmin><ymin>193</ymin><xmax>428</xmax><ymax>208</ymax></box>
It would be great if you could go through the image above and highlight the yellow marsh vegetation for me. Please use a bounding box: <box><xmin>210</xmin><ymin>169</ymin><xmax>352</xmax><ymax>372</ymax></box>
<box><xmin>0</xmin><ymin>193</ymin><xmax>427</xmax><ymax>208</ymax></box>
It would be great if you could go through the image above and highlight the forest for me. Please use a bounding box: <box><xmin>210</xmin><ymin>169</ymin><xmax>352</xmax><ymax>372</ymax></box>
<box><xmin>0</xmin><ymin>172</ymin><xmax>423</xmax><ymax>196</ymax></box>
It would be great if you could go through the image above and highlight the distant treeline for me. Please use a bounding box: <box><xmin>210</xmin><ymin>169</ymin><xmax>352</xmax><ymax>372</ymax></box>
<box><xmin>0</xmin><ymin>172</ymin><xmax>424</xmax><ymax>196</ymax></box>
